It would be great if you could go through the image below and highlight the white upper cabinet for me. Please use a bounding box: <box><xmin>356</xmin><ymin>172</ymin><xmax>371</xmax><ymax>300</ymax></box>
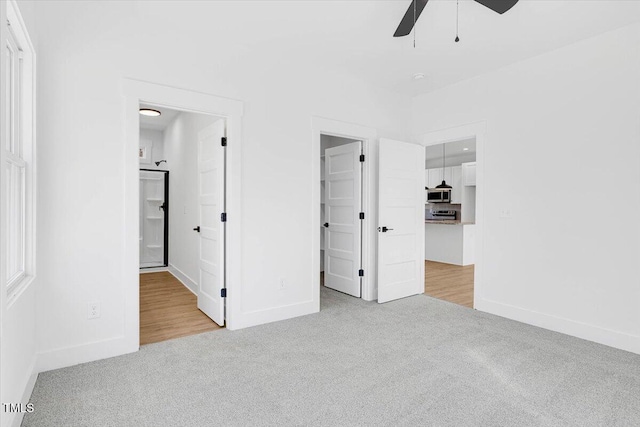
<box><xmin>450</xmin><ymin>166</ymin><xmax>462</xmax><ymax>204</ymax></box>
<box><xmin>462</xmin><ymin>162</ymin><xmax>477</xmax><ymax>186</ymax></box>
<box><xmin>426</xmin><ymin>165</ymin><xmax>464</xmax><ymax>203</ymax></box>
<box><xmin>427</xmin><ymin>167</ymin><xmax>456</xmax><ymax>188</ymax></box>
<box><xmin>428</xmin><ymin>168</ymin><xmax>443</xmax><ymax>188</ymax></box>
<box><xmin>443</xmin><ymin>167</ymin><xmax>452</xmax><ymax>186</ymax></box>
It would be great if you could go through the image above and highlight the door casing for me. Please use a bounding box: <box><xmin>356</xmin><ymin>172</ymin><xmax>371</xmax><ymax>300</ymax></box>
<box><xmin>312</xmin><ymin>117</ymin><xmax>378</xmax><ymax>305</ymax></box>
<box><xmin>124</xmin><ymin>79</ymin><xmax>243</xmax><ymax>351</ymax></box>
<box><xmin>421</xmin><ymin>121</ymin><xmax>486</xmax><ymax>309</ymax></box>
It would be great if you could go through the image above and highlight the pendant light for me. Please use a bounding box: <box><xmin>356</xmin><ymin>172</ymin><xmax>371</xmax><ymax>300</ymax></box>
<box><xmin>436</xmin><ymin>143</ymin><xmax>452</xmax><ymax>189</ymax></box>
<box><xmin>455</xmin><ymin>0</ymin><xmax>460</xmax><ymax>43</ymax></box>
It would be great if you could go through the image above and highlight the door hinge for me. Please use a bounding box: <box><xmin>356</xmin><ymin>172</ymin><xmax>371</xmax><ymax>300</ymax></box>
<box><xmin>221</xmin><ymin>212</ymin><xmax>227</xmax><ymax>222</ymax></box>
<box><xmin>358</xmin><ymin>269</ymin><xmax>364</xmax><ymax>277</ymax></box>
<box><xmin>221</xmin><ymin>288</ymin><xmax>227</xmax><ymax>298</ymax></box>
<box><xmin>359</xmin><ymin>154</ymin><xmax>365</xmax><ymax>162</ymax></box>
<box><xmin>221</xmin><ymin>137</ymin><xmax>227</xmax><ymax>147</ymax></box>
<box><xmin>359</xmin><ymin>212</ymin><xmax>365</xmax><ymax>220</ymax></box>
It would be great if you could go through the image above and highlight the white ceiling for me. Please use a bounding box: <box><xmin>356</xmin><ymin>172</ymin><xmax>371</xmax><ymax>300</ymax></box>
<box><xmin>371</xmin><ymin>0</ymin><xmax>640</xmax><ymax>95</ymax></box>
<box><xmin>139</xmin><ymin>103</ymin><xmax>181</xmax><ymax>131</ymax></box>
<box><xmin>425</xmin><ymin>137</ymin><xmax>476</xmax><ymax>165</ymax></box>
<box><xmin>155</xmin><ymin>0</ymin><xmax>640</xmax><ymax>97</ymax></box>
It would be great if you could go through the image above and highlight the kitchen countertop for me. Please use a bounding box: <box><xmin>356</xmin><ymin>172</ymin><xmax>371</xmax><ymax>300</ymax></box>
<box><xmin>425</xmin><ymin>220</ymin><xmax>476</xmax><ymax>225</ymax></box>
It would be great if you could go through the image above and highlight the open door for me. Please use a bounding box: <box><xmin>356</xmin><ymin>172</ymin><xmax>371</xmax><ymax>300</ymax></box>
<box><xmin>377</xmin><ymin>138</ymin><xmax>425</xmax><ymax>303</ymax></box>
<box><xmin>196</xmin><ymin>120</ymin><xmax>226</xmax><ymax>326</ymax></box>
<box><xmin>324</xmin><ymin>141</ymin><xmax>362</xmax><ymax>297</ymax></box>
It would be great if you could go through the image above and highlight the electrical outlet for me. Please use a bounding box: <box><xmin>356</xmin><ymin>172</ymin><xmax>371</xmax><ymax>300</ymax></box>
<box><xmin>88</xmin><ymin>302</ymin><xmax>101</xmax><ymax>319</ymax></box>
<box><xmin>279</xmin><ymin>278</ymin><xmax>286</xmax><ymax>290</ymax></box>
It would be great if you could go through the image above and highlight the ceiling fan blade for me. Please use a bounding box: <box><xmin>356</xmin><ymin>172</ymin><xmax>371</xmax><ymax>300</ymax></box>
<box><xmin>393</xmin><ymin>0</ymin><xmax>430</xmax><ymax>37</ymax></box>
<box><xmin>473</xmin><ymin>0</ymin><xmax>519</xmax><ymax>14</ymax></box>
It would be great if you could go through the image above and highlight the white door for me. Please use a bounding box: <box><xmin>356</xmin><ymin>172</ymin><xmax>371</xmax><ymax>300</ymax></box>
<box><xmin>196</xmin><ymin>120</ymin><xmax>226</xmax><ymax>326</ymax></box>
<box><xmin>378</xmin><ymin>138</ymin><xmax>425</xmax><ymax>303</ymax></box>
<box><xmin>324</xmin><ymin>141</ymin><xmax>362</xmax><ymax>297</ymax></box>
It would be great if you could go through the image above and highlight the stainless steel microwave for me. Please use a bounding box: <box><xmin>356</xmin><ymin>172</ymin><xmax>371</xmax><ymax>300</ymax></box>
<box><xmin>426</xmin><ymin>188</ymin><xmax>451</xmax><ymax>203</ymax></box>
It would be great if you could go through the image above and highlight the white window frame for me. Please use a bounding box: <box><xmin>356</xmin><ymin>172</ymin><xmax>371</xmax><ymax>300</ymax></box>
<box><xmin>2</xmin><ymin>0</ymin><xmax>36</xmax><ymax>304</ymax></box>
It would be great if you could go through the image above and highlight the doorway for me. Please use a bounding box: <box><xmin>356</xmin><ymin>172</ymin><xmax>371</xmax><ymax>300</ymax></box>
<box><xmin>312</xmin><ymin>117</ymin><xmax>378</xmax><ymax>307</ymax></box>
<box><xmin>424</xmin><ymin>138</ymin><xmax>477</xmax><ymax>307</ymax></box>
<box><xmin>137</xmin><ymin>102</ymin><xmax>226</xmax><ymax>345</ymax></box>
<box><xmin>124</xmin><ymin>79</ymin><xmax>243</xmax><ymax>351</ymax></box>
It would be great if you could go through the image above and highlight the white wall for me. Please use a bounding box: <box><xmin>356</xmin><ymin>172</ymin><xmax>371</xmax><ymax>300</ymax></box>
<box><xmin>1</xmin><ymin>2</ymin><xmax>38</xmax><ymax>426</ymax></box>
<box><xmin>139</xmin><ymin>128</ymin><xmax>165</xmax><ymax>171</ymax></box>
<box><xmin>33</xmin><ymin>1</ymin><xmax>409</xmax><ymax>370</ymax></box>
<box><xmin>412</xmin><ymin>23</ymin><xmax>640</xmax><ymax>354</ymax></box>
<box><xmin>163</xmin><ymin>112</ymin><xmax>219</xmax><ymax>292</ymax></box>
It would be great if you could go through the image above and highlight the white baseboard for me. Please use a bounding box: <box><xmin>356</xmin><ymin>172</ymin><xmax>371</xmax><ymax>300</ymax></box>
<box><xmin>475</xmin><ymin>297</ymin><xmax>640</xmax><ymax>355</ymax></box>
<box><xmin>229</xmin><ymin>299</ymin><xmax>318</xmax><ymax>331</ymax></box>
<box><xmin>6</xmin><ymin>356</ymin><xmax>38</xmax><ymax>427</ymax></box>
<box><xmin>36</xmin><ymin>336</ymin><xmax>137</xmax><ymax>373</ymax></box>
<box><xmin>35</xmin><ymin>267</ymin><xmax>194</xmax><ymax>374</ymax></box>
<box><xmin>168</xmin><ymin>264</ymin><xmax>197</xmax><ymax>295</ymax></box>
<box><xmin>139</xmin><ymin>266</ymin><xmax>169</xmax><ymax>274</ymax></box>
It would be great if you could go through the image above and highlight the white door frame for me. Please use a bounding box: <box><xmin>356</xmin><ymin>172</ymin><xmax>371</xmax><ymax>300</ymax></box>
<box><xmin>123</xmin><ymin>79</ymin><xmax>243</xmax><ymax>351</ymax></box>
<box><xmin>421</xmin><ymin>121</ymin><xmax>486</xmax><ymax>308</ymax></box>
<box><xmin>312</xmin><ymin>117</ymin><xmax>378</xmax><ymax>305</ymax></box>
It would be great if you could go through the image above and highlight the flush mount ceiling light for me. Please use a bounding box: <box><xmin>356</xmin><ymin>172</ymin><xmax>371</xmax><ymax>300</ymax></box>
<box><xmin>139</xmin><ymin>108</ymin><xmax>161</xmax><ymax>117</ymax></box>
<box><xmin>463</xmin><ymin>147</ymin><xmax>469</xmax><ymax>151</ymax></box>
<box><xmin>413</xmin><ymin>73</ymin><xmax>425</xmax><ymax>80</ymax></box>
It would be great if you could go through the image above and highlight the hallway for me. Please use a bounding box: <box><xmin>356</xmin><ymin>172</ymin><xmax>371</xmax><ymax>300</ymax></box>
<box><xmin>140</xmin><ymin>272</ymin><xmax>222</xmax><ymax>345</ymax></box>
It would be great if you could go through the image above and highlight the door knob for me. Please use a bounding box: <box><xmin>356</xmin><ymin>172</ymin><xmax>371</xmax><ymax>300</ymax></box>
<box><xmin>323</xmin><ymin>223</ymin><xmax>329</xmax><ymax>228</ymax></box>
<box><xmin>193</xmin><ymin>226</ymin><xmax>200</xmax><ymax>232</ymax></box>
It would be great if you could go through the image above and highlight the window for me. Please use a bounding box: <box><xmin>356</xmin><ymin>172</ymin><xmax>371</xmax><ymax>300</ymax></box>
<box><xmin>4</xmin><ymin>2</ymin><xmax>35</xmax><ymax>301</ymax></box>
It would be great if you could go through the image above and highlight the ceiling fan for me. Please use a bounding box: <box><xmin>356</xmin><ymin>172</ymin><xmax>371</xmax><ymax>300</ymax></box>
<box><xmin>393</xmin><ymin>0</ymin><xmax>520</xmax><ymax>37</ymax></box>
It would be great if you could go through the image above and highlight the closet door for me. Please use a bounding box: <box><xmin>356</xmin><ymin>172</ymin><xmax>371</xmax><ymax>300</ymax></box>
<box><xmin>324</xmin><ymin>141</ymin><xmax>362</xmax><ymax>297</ymax></box>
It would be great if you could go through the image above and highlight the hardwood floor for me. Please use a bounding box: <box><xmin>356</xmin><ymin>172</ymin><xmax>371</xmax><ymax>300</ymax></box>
<box><xmin>140</xmin><ymin>272</ymin><xmax>222</xmax><ymax>345</ymax></box>
<box><xmin>424</xmin><ymin>261</ymin><xmax>474</xmax><ymax>308</ymax></box>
